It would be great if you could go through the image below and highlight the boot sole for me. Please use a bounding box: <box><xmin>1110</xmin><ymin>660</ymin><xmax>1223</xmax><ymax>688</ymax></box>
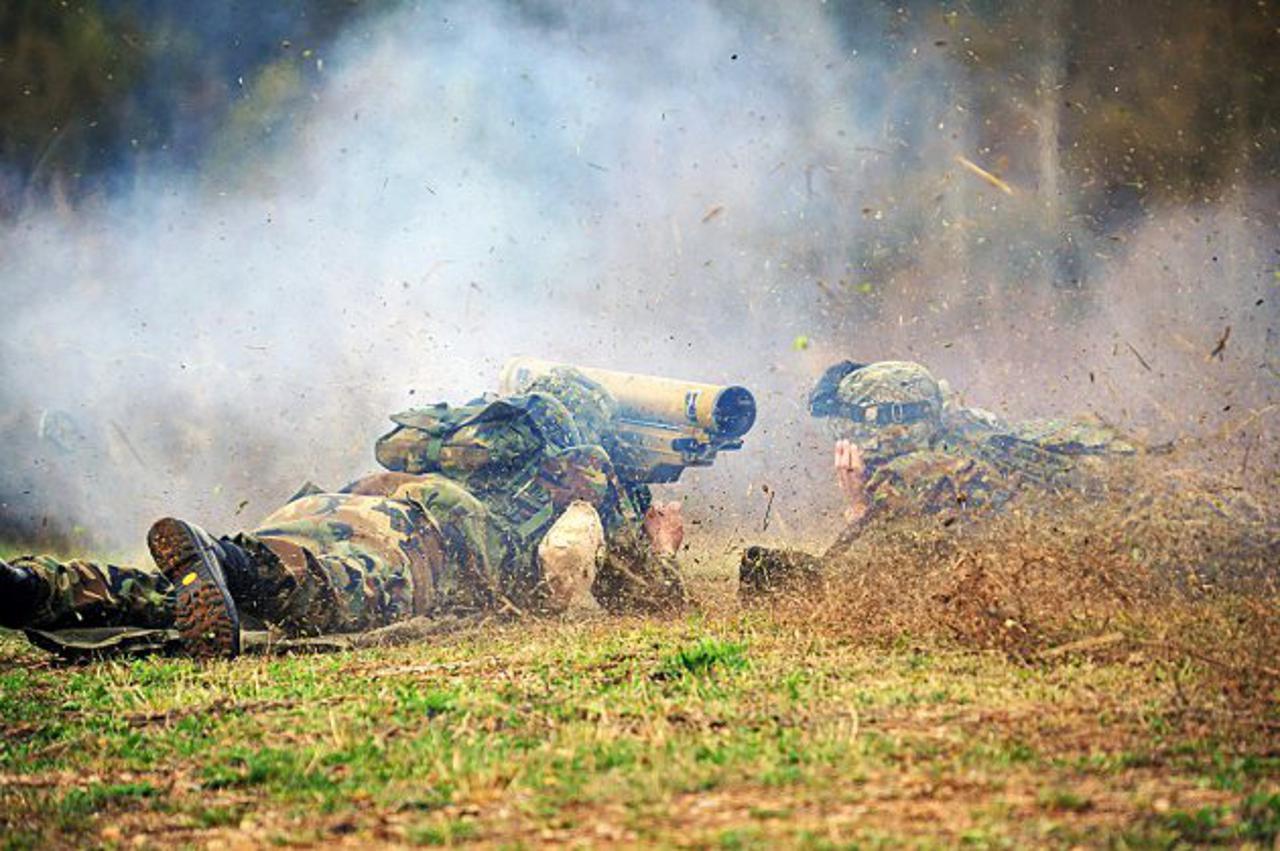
<box><xmin>148</xmin><ymin>518</ymin><xmax>240</xmax><ymax>658</ymax></box>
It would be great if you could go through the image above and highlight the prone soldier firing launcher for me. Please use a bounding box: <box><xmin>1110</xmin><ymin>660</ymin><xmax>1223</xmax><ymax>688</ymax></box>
<box><xmin>499</xmin><ymin>357</ymin><xmax>757</xmax><ymax>483</ymax></box>
<box><xmin>2</xmin><ymin>360</ymin><xmax>758</xmax><ymax>658</ymax></box>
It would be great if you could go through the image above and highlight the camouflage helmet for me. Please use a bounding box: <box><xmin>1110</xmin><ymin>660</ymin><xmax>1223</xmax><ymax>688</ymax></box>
<box><xmin>524</xmin><ymin>367</ymin><xmax>618</xmax><ymax>447</ymax></box>
<box><xmin>836</xmin><ymin>361</ymin><xmax>944</xmax><ymax>417</ymax></box>
<box><xmin>830</xmin><ymin>361</ymin><xmax>945</xmax><ymax>458</ymax></box>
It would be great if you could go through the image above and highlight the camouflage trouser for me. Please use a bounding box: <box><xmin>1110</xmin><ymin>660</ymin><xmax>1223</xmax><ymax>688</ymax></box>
<box><xmin>15</xmin><ymin>556</ymin><xmax>172</xmax><ymax>630</ymax></box>
<box><xmin>247</xmin><ymin>472</ymin><xmax>501</xmax><ymax>634</ymax></box>
<box><xmin>17</xmin><ymin>472</ymin><xmax>502</xmax><ymax>636</ymax></box>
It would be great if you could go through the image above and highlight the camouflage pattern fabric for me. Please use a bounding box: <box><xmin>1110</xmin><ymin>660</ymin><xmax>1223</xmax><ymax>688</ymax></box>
<box><xmin>860</xmin><ymin>447</ymin><xmax>1018</xmax><ymax>520</ymax></box>
<box><xmin>520</xmin><ymin>366</ymin><xmax>618</xmax><ymax>448</ymax></box>
<box><xmin>25</xmin><ymin>626</ymin><xmax>180</xmax><ymax>660</ymax></box>
<box><xmin>15</xmin><ymin>472</ymin><xmax>502</xmax><ymax>637</ymax></box>
<box><xmin>376</xmin><ymin>369</ymin><xmax>675</xmax><ymax>611</ymax></box>
<box><xmin>823</xmin><ymin>361</ymin><xmax>1136</xmax><ymax>523</ymax></box>
<box><xmin>25</xmin><ymin>613</ymin><xmax>479</xmax><ymax>661</ymax></box>
<box><xmin>1006</xmin><ymin>417</ymin><xmax>1137</xmax><ymax>456</ymax></box>
<box><xmin>836</xmin><ymin>360</ymin><xmax>945</xmax><ymax>414</ymax></box>
<box><xmin>243</xmin><ymin>471</ymin><xmax>500</xmax><ymax>635</ymax></box>
<box><xmin>13</xmin><ymin>555</ymin><xmax>172</xmax><ymax>630</ymax></box>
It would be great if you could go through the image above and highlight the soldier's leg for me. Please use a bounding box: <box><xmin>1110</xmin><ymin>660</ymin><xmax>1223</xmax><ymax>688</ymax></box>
<box><xmin>233</xmin><ymin>490</ymin><xmax>456</xmax><ymax>635</ymax></box>
<box><xmin>0</xmin><ymin>555</ymin><xmax>172</xmax><ymax>630</ymax></box>
<box><xmin>385</xmin><ymin>475</ymin><xmax>510</xmax><ymax>612</ymax></box>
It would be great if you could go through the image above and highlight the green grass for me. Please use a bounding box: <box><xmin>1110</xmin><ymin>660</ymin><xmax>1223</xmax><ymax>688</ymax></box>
<box><xmin>1</xmin><ymin>609</ymin><xmax>1277</xmax><ymax>848</ymax></box>
<box><xmin>658</xmin><ymin>637</ymin><xmax>750</xmax><ymax>679</ymax></box>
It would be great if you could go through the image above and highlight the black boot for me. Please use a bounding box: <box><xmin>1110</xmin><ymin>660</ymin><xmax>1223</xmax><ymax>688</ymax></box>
<box><xmin>738</xmin><ymin>546</ymin><xmax>825</xmax><ymax>603</ymax></box>
<box><xmin>218</xmin><ymin>533</ymin><xmax>342</xmax><ymax>637</ymax></box>
<box><xmin>215</xmin><ymin>533</ymin><xmax>288</xmax><ymax>612</ymax></box>
<box><xmin>0</xmin><ymin>559</ymin><xmax>45</xmax><ymax>629</ymax></box>
<box><xmin>147</xmin><ymin>518</ymin><xmax>242</xmax><ymax>658</ymax></box>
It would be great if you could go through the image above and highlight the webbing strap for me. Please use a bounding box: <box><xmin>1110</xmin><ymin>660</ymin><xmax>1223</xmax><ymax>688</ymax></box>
<box><xmin>515</xmin><ymin>500</ymin><xmax>556</xmax><ymax>542</ymax></box>
<box><xmin>831</xmin><ymin>400</ymin><xmax>935</xmax><ymax>426</ymax></box>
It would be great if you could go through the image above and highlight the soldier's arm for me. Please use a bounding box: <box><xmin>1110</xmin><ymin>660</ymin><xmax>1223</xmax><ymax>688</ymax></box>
<box><xmin>822</xmin><ymin>451</ymin><xmax>915</xmax><ymax>558</ymax></box>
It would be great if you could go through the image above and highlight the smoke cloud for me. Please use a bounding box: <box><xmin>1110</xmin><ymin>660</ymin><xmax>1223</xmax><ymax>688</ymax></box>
<box><xmin>1</xmin><ymin>1</ymin><xmax>1275</xmax><ymax>559</ymax></box>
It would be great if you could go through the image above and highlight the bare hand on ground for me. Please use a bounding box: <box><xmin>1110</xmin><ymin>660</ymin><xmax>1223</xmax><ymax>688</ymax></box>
<box><xmin>643</xmin><ymin>501</ymin><xmax>685</xmax><ymax>556</ymax></box>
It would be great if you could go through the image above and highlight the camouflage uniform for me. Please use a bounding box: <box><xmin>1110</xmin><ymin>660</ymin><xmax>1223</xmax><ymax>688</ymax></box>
<box><xmin>811</xmin><ymin>360</ymin><xmax>1136</xmax><ymax>525</ymax></box>
<box><xmin>740</xmin><ymin>360</ymin><xmax>1138</xmax><ymax>597</ymax></box>
<box><xmin>12</xmin><ymin>367</ymin><xmax>683</xmax><ymax>643</ymax></box>
<box><xmin>15</xmin><ymin>471</ymin><xmax>501</xmax><ymax>636</ymax></box>
<box><xmin>375</xmin><ymin>367</ymin><xmax>685</xmax><ymax>614</ymax></box>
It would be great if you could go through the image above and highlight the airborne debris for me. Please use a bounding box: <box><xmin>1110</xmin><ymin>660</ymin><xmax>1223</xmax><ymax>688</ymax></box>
<box><xmin>760</xmin><ymin>483</ymin><xmax>775</xmax><ymax>532</ymax></box>
<box><xmin>108</xmin><ymin>420</ymin><xmax>147</xmax><ymax>467</ymax></box>
<box><xmin>1041</xmin><ymin>632</ymin><xmax>1126</xmax><ymax>659</ymax></box>
<box><xmin>700</xmin><ymin>205</ymin><xmax>724</xmax><ymax>223</ymax></box>
<box><xmin>1208</xmin><ymin>325</ymin><xmax>1231</xmax><ymax>361</ymax></box>
<box><xmin>1124</xmin><ymin>341</ymin><xmax>1152</xmax><ymax>371</ymax></box>
<box><xmin>954</xmin><ymin>154</ymin><xmax>1014</xmax><ymax>196</ymax></box>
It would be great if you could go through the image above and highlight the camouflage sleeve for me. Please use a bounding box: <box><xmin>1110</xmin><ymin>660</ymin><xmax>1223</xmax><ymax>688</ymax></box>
<box><xmin>621</xmin><ymin>481</ymin><xmax>653</xmax><ymax>519</ymax></box>
<box><xmin>943</xmin><ymin>403</ymin><xmax>1007</xmax><ymax>435</ymax></box>
<box><xmin>536</xmin><ymin>444</ymin><xmax>615</xmax><ymax>507</ymax></box>
<box><xmin>535</xmin><ymin>440</ymin><xmax>651</xmax><ymax>530</ymax></box>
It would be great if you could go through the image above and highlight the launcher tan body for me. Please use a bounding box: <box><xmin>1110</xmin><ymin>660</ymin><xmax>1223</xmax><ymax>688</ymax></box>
<box><xmin>500</xmin><ymin>357</ymin><xmax>757</xmax><ymax>483</ymax></box>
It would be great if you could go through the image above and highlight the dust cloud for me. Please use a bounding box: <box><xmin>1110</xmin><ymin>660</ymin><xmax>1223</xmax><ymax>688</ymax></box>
<box><xmin>0</xmin><ymin>1</ymin><xmax>1275</xmax><ymax>559</ymax></box>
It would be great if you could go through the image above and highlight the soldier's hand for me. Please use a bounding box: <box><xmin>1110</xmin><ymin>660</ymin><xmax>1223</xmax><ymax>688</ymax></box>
<box><xmin>643</xmin><ymin>501</ymin><xmax>685</xmax><ymax>557</ymax></box>
<box><xmin>833</xmin><ymin>439</ymin><xmax>869</xmax><ymax>523</ymax></box>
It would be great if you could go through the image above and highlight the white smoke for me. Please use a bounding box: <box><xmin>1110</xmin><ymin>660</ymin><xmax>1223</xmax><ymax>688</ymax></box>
<box><xmin>0</xmin><ymin>1</ymin><xmax>1275</xmax><ymax>559</ymax></box>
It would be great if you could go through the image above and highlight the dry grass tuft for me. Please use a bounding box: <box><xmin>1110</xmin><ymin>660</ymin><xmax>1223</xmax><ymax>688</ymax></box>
<box><xmin>772</xmin><ymin>459</ymin><xmax>1280</xmax><ymax>735</ymax></box>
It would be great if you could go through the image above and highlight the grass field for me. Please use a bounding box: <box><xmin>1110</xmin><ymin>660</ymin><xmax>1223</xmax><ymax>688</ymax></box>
<box><xmin>2</xmin><ymin>586</ymin><xmax>1278</xmax><ymax>849</ymax></box>
<box><xmin>3</xmin><ymin>475</ymin><xmax>1279</xmax><ymax>849</ymax></box>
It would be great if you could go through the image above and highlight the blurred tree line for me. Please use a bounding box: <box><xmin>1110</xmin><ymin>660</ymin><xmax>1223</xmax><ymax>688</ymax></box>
<box><xmin>813</xmin><ymin>0</ymin><xmax>1278</xmax><ymax>315</ymax></box>
<box><xmin>0</xmin><ymin>0</ymin><xmax>372</xmax><ymax>216</ymax></box>
<box><xmin>950</xmin><ymin>0</ymin><xmax>1279</xmax><ymax>213</ymax></box>
<box><xmin>0</xmin><ymin>0</ymin><xmax>1275</xmax><ymax>221</ymax></box>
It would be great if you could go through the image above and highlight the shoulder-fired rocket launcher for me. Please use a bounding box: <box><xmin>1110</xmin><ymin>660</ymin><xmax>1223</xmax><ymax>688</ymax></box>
<box><xmin>499</xmin><ymin>357</ymin><xmax>757</xmax><ymax>484</ymax></box>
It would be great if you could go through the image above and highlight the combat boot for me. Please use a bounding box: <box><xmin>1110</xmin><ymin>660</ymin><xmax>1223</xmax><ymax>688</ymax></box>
<box><xmin>738</xmin><ymin>546</ymin><xmax>825</xmax><ymax>603</ymax></box>
<box><xmin>0</xmin><ymin>559</ymin><xmax>45</xmax><ymax>629</ymax></box>
<box><xmin>146</xmin><ymin>518</ymin><xmax>243</xmax><ymax>658</ymax></box>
